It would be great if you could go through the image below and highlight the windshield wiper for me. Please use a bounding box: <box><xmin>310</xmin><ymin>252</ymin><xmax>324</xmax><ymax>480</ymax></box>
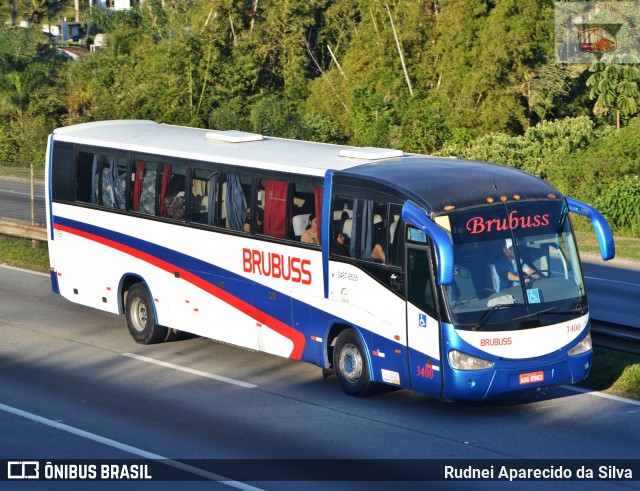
<box><xmin>512</xmin><ymin>304</ymin><xmax>586</xmax><ymax>322</ymax></box>
<box><xmin>473</xmin><ymin>304</ymin><xmax>515</xmax><ymax>331</ymax></box>
<box><xmin>512</xmin><ymin>306</ymin><xmax>557</xmax><ymax>322</ymax></box>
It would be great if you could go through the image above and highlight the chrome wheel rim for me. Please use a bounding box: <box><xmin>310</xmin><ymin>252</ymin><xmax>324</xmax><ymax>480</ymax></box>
<box><xmin>130</xmin><ymin>297</ymin><xmax>148</xmax><ymax>333</ymax></box>
<box><xmin>339</xmin><ymin>343</ymin><xmax>363</xmax><ymax>384</ymax></box>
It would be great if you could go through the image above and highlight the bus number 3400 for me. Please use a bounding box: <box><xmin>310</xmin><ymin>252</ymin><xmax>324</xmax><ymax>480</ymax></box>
<box><xmin>416</xmin><ymin>363</ymin><xmax>435</xmax><ymax>379</ymax></box>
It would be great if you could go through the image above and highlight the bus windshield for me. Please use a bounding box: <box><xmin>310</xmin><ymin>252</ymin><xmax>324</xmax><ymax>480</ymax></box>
<box><xmin>442</xmin><ymin>200</ymin><xmax>586</xmax><ymax>331</ymax></box>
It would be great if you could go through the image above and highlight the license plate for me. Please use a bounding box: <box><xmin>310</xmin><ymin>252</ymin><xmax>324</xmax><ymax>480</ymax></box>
<box><xmin>519</xmin><ymin>371</ymin><xmax>544</xmax><ymax>385</ymax></box>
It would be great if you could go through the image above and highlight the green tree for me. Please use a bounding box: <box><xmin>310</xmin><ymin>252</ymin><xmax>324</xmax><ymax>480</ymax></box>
<box><xmin>0</xmin><ymin>27</ymin><xmax>66</xmax><ymax>164</ymax></box>
<box><xmin>586</xmin><ymin>59</ymin><xmax>640</xmax><ymax>130</ymax></box>
<box><xmin>0</xmin><ymin>67</ymin><xmax>46</xmax><ymax>126</ymax></box>
<box><xmin>595</xmin><ymin>176</ymin><xmax>640</xmax><ymax>236</ymax></box>
<box><xmin>307</xmin><ymin>0</ymin><xmax>435</xmax><ymax>145</ymax></box>
<box><xmin>430</xmin><ymin>0</ymin><xmax>554</xmax><ymax>135</ymax></box>
<box><xmin>22</xmin><ymin>0</ymin><xmax>64</xmax><ymax>24</ymax></box>
<box><xmin>10</xmin><ymin>0</ymin><xmax>18</xmax><ymax>26</ymax></box>
<box><xmin>83</xmin><ymin>6</ymin><xmax>144</xmax><ymax>34</ymax></box>
<box><xmin>23</xmin><ymin>0</ymin><xmax>47</xmax><ymax>24</ymax></box>
<box><xmin>439</xmin><ymin>116</ymin><xmax>597</xmax><ymax>181</ymax></box>
<box><xmin>525</xmin><ymin>64</ymin><xmax>572</xmax><ymax>124</ymax></box>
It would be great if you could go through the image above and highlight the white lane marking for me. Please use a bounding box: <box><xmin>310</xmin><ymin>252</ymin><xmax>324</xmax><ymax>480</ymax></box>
<box><xmin>123</xmin><ymin>353</ymin><xmax>257</xmax><ymax>389</ymax></box>
<box><xmin>0</xmin><ymin>402</ymin><xmax>263</xmax><ymax>490</ymax></box>
<box><xmin>562</xmin><ymin>385</ymin><xmax>640</xmax><ymax>407</ymax></box>
<box><xmin>584</xmin><ymin>275</ymin><xmax>640</xmax><ymax>287</ymax></box>
<box><xmin>0</xmin><ymin>264</ymin><xmax>49</xmax><ymax>277</ymax></box>
<box><xmin>0</xmin><ymin>187</ymin><xmax>45</xmax><ymax>198</ymax></box>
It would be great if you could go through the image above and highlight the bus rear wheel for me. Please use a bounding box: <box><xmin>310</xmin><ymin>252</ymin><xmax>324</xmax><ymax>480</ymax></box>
<box><xmin>125</xmin><ymin>284</ymin><xmax>167</xmax><ymax>345</ymax></box>
<box><xmin>333</xmin><ymin>329</ymin><xmax>377</xmax><ymax>397</ymax></box>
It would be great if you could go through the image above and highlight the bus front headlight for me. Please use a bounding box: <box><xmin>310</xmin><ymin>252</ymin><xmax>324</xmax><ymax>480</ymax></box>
<box><xmin>568</xmin><ymin>333</ymin><xmax>592</xmax><ymax>356</ymax></box>
<box><xmin>448</xmin><ymin>350</ymin><xmax>494</xmax><ymax>370</ymax></box>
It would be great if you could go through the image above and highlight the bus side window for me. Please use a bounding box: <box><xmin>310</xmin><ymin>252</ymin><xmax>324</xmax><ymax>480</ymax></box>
<box><xmin>223</xmin><ymin>173</ymin><xmax>251</xmax><ymax>232</ymax></box>
<box><xmin>295</xmin><ymin>181</ymin><xmax>323</xmax><ymax>245</ymax></box>
<box><xmin>76</xmin><ymin>151</ymin><xmax>128</xmax><ymax>210</ymax></box>
<box><xmin>191</xmin><ymin>168</ymin><xmax>215</xmax><ymax>225</ymax></box>
<box><xmin>371</xmin><ymin>201</ymin><xmax>388</xmax><ymax>264</ymax></box>
<box><xmin>75</xmin><ymin>151</ymin><xmax>95</xmax><ymax>204</ymax></box>
<box><xmin>387</xmin><ymin>203</ymin><xmax>403</xmax><ymax>267</ymax></box>
<box><xmin>353</xmin><ymin>199</ymin><xmax>389</xmax><ymax>265</ymax></box>
<box><xmin>334</xmin><ymin>199</ymin><xmax>401</xmax><ymax>267</ymax></box>
<box><xmin>97</xmin><ymin>157</ymin><xmax>127</xmax><ymax>210</ymax></box>
<box><xmin>291</xmin><ymin>181</ymin><xmax>317</xmax><ymax>242</ymax></box>
<box><xmin>112</xmin><ymin>160</ymin><xmax>127</xmax><ymax>210</ymax></box>
<box><xmin>250</xmin><ymin>176</ymin><xmax>322</xmax><ymax>243</ymax></box>
<box><xmin>408</xmin><ymin>248</ymin><xmax>436</xmax><ymax>317</ymax></box>
<box><xmin>332</xmin><ymin>197</ymin><xmax>354</xmax><ymax>257</ymax></box>
<box><xmin>131</xmin><ymin>160</ymin><xmax>187</xmax><ymax>218</ymax></box>
<box><xmin>131</xmin><ymin>160</ymin><xmax>158</xmax><ymax>215</ymax></box>
<box><xmin>261</xmin><ymin>178</ymin><xmax>288</xmax><ymax>239</ymax></box>
<box><xmin>159</xmin><ymin>164</ymin><xmax>187</xmax><ymax>221</ymax></box>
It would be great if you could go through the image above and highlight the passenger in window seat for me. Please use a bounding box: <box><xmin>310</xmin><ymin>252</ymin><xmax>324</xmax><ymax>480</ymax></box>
<box><xmin>164</xmin><ymin>191</ymin><xmax>185</xmax><ymax>219</ymax></box>
<box><xmin>301</xmin><ymin>212</ymin><xmax>319</xmax><ymax>245</ymax></box>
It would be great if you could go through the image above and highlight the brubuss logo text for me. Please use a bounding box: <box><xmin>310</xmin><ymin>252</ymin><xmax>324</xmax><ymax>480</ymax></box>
<box><xmin>243</xmin><ymin>248</ymin><xmax>312</xmax><ymax>285</ymax></box>
<box><xmin>480</xmin><ymin>337</ymin><xmax>512</xmax><ymax>347</ymax></box>
<box><xmin>466</xmin><ymin>210</ymin><xmax>550</xmax><ymax>235</ymax></box>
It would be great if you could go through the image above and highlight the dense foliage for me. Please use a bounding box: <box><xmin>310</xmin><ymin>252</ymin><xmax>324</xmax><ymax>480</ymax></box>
<box><xmin>0</xmin><ymin>0</ymin><xmax>639</xmax><ymax>234</ymax></box>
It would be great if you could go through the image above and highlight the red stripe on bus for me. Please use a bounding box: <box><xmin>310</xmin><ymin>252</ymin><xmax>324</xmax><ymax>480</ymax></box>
<box><xmin>53</xmin><ymin>222</ymin><xmax>306</xmax><ymax>360</ymax></box>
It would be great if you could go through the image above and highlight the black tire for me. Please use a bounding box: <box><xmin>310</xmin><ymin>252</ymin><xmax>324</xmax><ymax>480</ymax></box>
<box><xmin>162</xmin><ymin>328</ymin><xmax>197</xmax><ymax>342</ymax></box>
<box><xmin>164</xmin><ymin>328</ymin><xmax>182</xmax><ymax>342</ymax></box>
<box><xmin>333</xmin><ymin>329</ymin><xmax>377</xmax><ymax>397</ymax></box>
<box><xmin>125</xmin><ymin>284</ymin><xmax>167</xmax><ymax>344</ymax></box>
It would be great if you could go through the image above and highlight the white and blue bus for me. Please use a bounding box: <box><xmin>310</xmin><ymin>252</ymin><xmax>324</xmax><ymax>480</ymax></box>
<box><xmin>45</xmin><ymin>120</ymin><xmax>615</xmax><ymax>400</ymax></box>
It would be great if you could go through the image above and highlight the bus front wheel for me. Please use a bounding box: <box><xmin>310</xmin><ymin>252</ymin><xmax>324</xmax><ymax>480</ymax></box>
<box><xmin>333</xmin><ymin>329</ymin><xmax>376</xmax><ymax>397</ymax></box>
<box><xmin>125</xmin><ymin>284</ymin><xmax>167</xmax><ymax>345</ymax></box>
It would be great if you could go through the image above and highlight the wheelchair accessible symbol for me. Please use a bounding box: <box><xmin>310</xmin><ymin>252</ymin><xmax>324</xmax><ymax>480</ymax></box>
<box><xmin>419</xmin><ymin>313</ymin><xmax>427</xmax><ymax>328</ymax></box>
<box><xmin>527</xmin><ymin>288</ymin><xmax>541</xmax><ymax>304</ymax></box>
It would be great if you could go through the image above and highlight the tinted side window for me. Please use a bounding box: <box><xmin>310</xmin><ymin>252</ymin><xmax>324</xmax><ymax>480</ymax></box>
<box><xmin>52</xmin><ymin>141</ymin><xmax>75</xmax><ymax>203</ymax></box>
<box><xmin>333</xmin><ymin>197</ymin><xmax>394</xmax><ymax>266</ymax></box>
<box><xmin>331</xmin><ymin>196</ymin><xmax>354</xmax><ymax>258</ymax></box>
<box><xmin>160</xmin><ymin>164</ymin><xmax>187</xmax><ymax>221</ymax></box>
<box><xmin>191</xmin><ymin>168</ymin><xmax>216</xmax><ymax>225</ymax></box>
<box><xmin>222</xmin><ymin>172</ymin><xmax>251</xmax><ymax>232</ymax></box>
<box><xmin>248</xmin><ymin>175</ymin><xmax>323</xmax><ymax>243</ymax></box>
<box><xmin>408</xmin><ymin>248</ymin><xmax>437</xmax><ymax>317</ymax></box>
<box><xmin>76</xmin><ymin>150</ymin><xmax>127</xmax><ymax>209</ymax></box>
<box><xmin>129</xmin><ymin>159</ymin><xmax>188</xmax><ymax>220</ymax></box>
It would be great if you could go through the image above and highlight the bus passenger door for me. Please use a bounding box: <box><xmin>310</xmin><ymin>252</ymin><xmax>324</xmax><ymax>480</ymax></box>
<box><xmin>406</xmin><ymin>246</ymin><xmax>442</xmax><ymax>397</ymax></box>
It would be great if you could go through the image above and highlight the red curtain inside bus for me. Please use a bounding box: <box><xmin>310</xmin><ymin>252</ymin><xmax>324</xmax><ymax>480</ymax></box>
<box><xmin>159</xmin><ymin>164</ymin><xmax>172</xmax><ymax>217</ymax></box>
<box><xmin>264</xmin><ymin>179</ymin><xmax>288</xmax><ymax>238</ymax></box>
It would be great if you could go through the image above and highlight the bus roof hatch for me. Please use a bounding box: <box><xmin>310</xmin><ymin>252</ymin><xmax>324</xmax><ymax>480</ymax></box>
<box><xmin>338</xmin><ymin>147</ymin><xmax>404</xmax><ymax>160</ymax></box>
<box><xmin>205</xmin><ymin>130</ymin><xmax>264</xmax><ymax>143</ymax></box>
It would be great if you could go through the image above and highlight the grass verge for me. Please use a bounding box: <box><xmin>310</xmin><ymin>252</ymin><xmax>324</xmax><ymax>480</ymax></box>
<box><xmin>0</xmin><ymin>234</ymin><xmax>50</xmax><ymax>273</ymax></box>
<box><xmin>575</xmin><ymin>230</ymin><xmax>640</xmax><ymax>261</ymax></box>
<box><xmin>579</xmin><ymin>347</ymin><xmax>640</xmax><ymax>400</ymax></box>
<box><xmin>0</xmin><ymin>165</ymin><xmax>45</xmax><ymax>181</ymax></box>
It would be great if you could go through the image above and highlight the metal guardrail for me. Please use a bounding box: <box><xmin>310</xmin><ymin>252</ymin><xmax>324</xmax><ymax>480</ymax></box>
<box><xmin>591</xmin><ymin>322</ymin><xmax>640</xmax><ymax>355</ymax></box>
<box><xmin>0</xmin><ymin>164</ymin><xmax>46</xmax><ymax>241</ymax></box>
<box><xmin>0</xmin><ymin>219</ymin><xmax>47</xmax><ymax>241</ymax></box>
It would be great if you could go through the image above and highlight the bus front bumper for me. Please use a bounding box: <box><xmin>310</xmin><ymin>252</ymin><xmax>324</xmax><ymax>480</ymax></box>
<box><xmin>442</xmin><ymin>350</ymin><xmax>592</xmax><ymax>401</ymax></box>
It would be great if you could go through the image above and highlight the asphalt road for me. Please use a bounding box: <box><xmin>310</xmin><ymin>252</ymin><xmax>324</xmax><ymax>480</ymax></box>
<box><xmin>582</xmin><ymin>254</ymin><xmax>640</xmax><ymax>328</ymax></box>
<box><xmin>0</xmin><ymin>177</ymin><xmax>46</xmax><ymax>225</ymax></box>
<box><xmin>0</xmin><ymin>265</ymin><xmax>639</xmax><ymax>490</ymax></box>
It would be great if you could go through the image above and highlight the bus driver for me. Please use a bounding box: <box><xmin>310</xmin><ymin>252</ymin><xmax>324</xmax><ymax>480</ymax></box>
<box><xmin>492</xmin><ymin>239</ymin><xmax>539</xmax><ymax>291</ymax></box>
